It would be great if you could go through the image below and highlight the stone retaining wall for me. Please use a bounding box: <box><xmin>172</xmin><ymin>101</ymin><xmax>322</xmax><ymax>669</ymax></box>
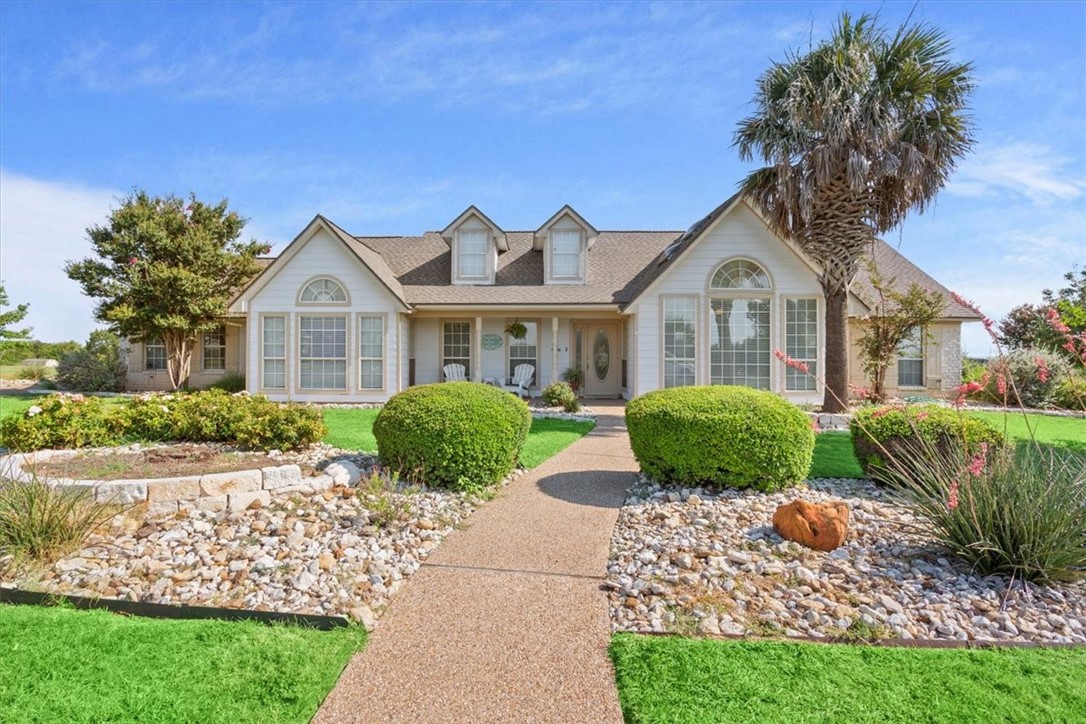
<box><xmin>0</xmin><ymin>449</ymin><xmax>367</xmax><ymax>517</ymax></box>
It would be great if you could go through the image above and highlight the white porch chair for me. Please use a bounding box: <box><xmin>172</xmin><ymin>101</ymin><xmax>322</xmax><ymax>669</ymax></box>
<box><xmin>503</xmin><ymin>363</ymin><xmax>535</xmax><ymax>397</ymax></box>
<box><xmin>443</xmin><ymin>363</ymin><xmax>467</xmax><ymax>381</ymax></box>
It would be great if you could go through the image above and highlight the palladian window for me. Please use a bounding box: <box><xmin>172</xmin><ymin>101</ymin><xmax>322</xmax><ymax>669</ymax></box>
<box><xmin>709</xmin><ymin>259</ymin><xmax>771</xmax><ymax>389</ymax></box>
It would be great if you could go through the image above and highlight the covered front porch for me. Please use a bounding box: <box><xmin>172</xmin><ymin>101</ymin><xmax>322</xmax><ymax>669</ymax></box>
<box><xmin>406</xmin><ymin>309</ymin><xmax>631</xmax><ymax>399</ymax></box>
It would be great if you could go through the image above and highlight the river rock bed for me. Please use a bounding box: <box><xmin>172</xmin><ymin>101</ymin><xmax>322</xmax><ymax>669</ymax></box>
<box><xmin>13</xmin><ymin>471</ymin><xmax>521</xmax><ymax>630</ymax></box>
<box><xmin>607</xmin><ymin>477</ymin><xmax>1086</xmax><ymax>643</ymax></box>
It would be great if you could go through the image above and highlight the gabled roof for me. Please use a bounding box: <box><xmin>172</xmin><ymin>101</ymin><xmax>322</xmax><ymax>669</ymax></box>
<box><xmin>533</xmin><ymin>204</ymin><xmax>600</xmax><ymax>250</ymax></box>
<box><xmin>850</xmin><ymin>240</ymin><xmax>982</xmax><ymax>319</ymax></box>
<box><xmin>229</xmin><ymin>215</ymin><xmax>408</xmax><ymax>310</ymax></box>
<box><xmin>439</xmin><ymin>205</ymin><xmax>508</xmax><ymax>252</ymax></box>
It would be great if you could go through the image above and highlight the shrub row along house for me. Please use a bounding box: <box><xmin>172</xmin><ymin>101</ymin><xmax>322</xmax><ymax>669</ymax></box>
<box><xmin>124</xmin><ymin>194</ymin><xmax>979</xmax><ymax>402</ymax></box>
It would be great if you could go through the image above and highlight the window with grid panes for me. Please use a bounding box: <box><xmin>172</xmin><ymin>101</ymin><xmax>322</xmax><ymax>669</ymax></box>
<box><xmin>785</xmin><ymin>299</ymin><xmax>818</xmax><ymax>391</ymax></box>
<box><xmin>359</xmin><ymin>315</ymin><xmax>384</xmax><ymax>389</ymax></box>
<box><xmin>663</xmin><ymin>298</ymin><xmax>696</xmax><ymax>387</ymax></box>
<box><xmin>299</xmin><ymin>316</ymin><xmax>347</xmax><ymax>389</ymax></box>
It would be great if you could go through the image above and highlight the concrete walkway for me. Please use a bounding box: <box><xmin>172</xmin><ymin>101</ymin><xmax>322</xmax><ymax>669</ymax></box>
<box><xmin>316</xmin><ymin>403</ymin><xmax>637</xmax><ymax>723</ymax></box>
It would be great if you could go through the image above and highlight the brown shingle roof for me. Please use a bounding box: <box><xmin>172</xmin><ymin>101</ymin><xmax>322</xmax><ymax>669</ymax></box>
<box><xmin>360</xmin><ymin>230</ymin><xmax>683</xmax><ymax>305</ymax></box>
<box><xmin>850</xmin><ymin>240</ymin><xmax>981</xmax><ymax>319</ymax></box>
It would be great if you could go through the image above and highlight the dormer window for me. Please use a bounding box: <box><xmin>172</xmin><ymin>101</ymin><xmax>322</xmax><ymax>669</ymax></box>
<box><xmin>441</xmin><ymin>205</ymin><xmax>506</xmax><ymax>286</ymax></box>
<box><xmin>458</xmin><ymin>229</ymin><xmax>488</xmax><ymax>279</ymax></box>
<box><xmin>535</xmin><ymin>205</ymin><xmax>597</xmax><ymax>285</ymax></box>
<box><xmin>551</xmin><ymin>229</ymin><xmax>583</xmax><ymax>279</ymax></box>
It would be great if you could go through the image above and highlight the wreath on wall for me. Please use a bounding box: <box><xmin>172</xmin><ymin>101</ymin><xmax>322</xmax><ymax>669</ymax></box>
<box><xmin>505</xmin><ymin>320</ymin><xmax>528</xmax><ymax>340</ymax></box>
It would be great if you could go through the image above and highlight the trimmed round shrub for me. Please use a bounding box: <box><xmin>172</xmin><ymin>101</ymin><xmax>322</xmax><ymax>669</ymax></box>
<box><xmin>541</xmin><ymin>381</ymin><xmax>580</xmax><ymax>413</ymax></box>
<box><xmin>625</xmin><ymin>386</ymin><xmax>814</xmax><ymax>491</ymax></box>
<box><xmin>850</xmin><ymin>404</ymin><xmax>1005</xmax><ymax>482</ymax></box>
<box><xmin>373</xmin><ymin>382</ymin><xmax>531</xmax><ymax>491</ymax></box>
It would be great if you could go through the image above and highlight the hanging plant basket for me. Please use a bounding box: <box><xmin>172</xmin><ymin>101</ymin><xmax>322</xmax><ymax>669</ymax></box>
<box><xmin>505</xmin><ymin>320</ymin><xmax>528</xmax><ymax>340</ymax></box>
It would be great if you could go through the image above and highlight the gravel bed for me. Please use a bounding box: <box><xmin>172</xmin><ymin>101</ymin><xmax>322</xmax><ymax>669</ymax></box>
<box><xmin>607</xmin><ymin>477</ymin><xmax>1086</xmax><ymax>643</ymax></box>
<box><xmin>11</xmin><ymin>452</ymin><xmax>525</xmax><ymax>630</ymax></box>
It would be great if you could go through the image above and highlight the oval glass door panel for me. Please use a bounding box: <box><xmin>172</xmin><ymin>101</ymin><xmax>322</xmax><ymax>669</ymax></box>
<box><xmin>593</xmin><ymin>329</ymin><xmax>611</xmax><ymax>382</ymax></box>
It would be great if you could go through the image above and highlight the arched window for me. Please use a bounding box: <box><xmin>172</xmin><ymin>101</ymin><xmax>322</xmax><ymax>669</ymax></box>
<box><xmin>299</xmin><ymin>277</ymin><xmax>347</xmax><ymax>303</ymax></box>
<box><xmin>709</xmin><ymin>259</ymin><xmax>771</xmax><ymax>290</ymax></box>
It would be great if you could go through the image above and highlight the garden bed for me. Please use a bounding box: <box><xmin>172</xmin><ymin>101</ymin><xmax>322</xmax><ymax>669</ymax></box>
<box><xmin>32</xmin><ymin>443</ymin><xmax>313</xmax><ymax>480</ymax></box>
<box><xmin>607</xmin><ymin>477</ymin><xmax>1086</xmax><ymax>644</ymax></box>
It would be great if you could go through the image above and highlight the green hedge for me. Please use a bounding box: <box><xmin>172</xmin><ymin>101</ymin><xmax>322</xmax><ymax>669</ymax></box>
<box><xmin>373</xmin><ymin>382</ymin><xmax>531</xmax><ymax>491</ymax></box>
<box><xmin>625</xmin><ymin>386</ymin><xmax>814</xmax><ymax>491</ymax></box>
<box><xmin>850</xmin><ymin>404</ymin><xmax>1006</xmax><ymax>482</ymax></box>
<box><xmin>0</xmin><ymin>391</ymin><xmax>325</xmax><ymax>452</ymax></box>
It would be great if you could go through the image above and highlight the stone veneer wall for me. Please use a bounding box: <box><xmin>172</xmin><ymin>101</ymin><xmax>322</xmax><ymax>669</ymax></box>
<box><xmin>0</xmin><ymin>449</ymin><xmax>365</xmax><ymax>517</ymax></box>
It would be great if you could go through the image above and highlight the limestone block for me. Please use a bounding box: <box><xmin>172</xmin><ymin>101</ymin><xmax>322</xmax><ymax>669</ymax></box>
<box><xmin>95</xmin><ymin>480</ymin><xmax>149</xmax><ymax>505</ymax></box>
<box><xmin>200</xmin><ymin>469</ymin><xmax>261</xmax><ymax>497</ymax></box>
<box><xmin>261</xmin><ymin>464</ymin><xmax>302</xmax><ymax>490</ymax></box>
<box><xmin>146</xmin><ymin>476</ymin><xmax>202</xmax><ymax>503</ymax></box>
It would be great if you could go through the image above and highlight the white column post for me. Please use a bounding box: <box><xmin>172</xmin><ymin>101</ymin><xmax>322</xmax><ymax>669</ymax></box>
<box><xmin>551</xmin><ymin>316</ymin><xmax>559</xmax><ymax>385</ymax></box>
<box><xmin>474</xmin><ymin>316</ymin><xmax>483</xmax><ymax>382</ymax></box>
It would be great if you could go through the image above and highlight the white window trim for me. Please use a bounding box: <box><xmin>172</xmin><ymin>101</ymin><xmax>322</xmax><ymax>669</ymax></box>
<box><xmin>296</xmin><ymin>275</ymin><xmax>351</xmax><ymax>306</ymax></box>
<box><xmin>260</xmin><ymin>314</ymin><xmax>288</xmax><ymax>393</ymax></box>
<box><xmin>781</xmin><ymin>296</ymin><xmax>821</xmax><ymax>393</ymax></box>
<box><xmin>144</xmin><ymin>339</ymin><xmax>167</xmax><ymax>371</ymax></box>
<box><xmin>506</xmin><ymin>318</ymin><xmax>540</xmax><ymax>386</ymax></box>
<box><xmin>454</xmin><ymin>229</ymin><xmax>492</xmax><ymax>283</ymax></box>
<box><xmin>358</xmin><ymin>313</ymin><xmax>387</xmax><ymax>392</ymax></box>
<box><xmin>440</xmin><ymin>319</ymin><xmax>473</xmax><ymax>378</ymax></box>
<box><xmin>548</xmin><ymin>228</ymin><xmax>585</xmax><ymax>283</ymax></box>
<box><xmin>201</xmin><ymin>325</ymin><xmax>227</xmax><ymax>373</ymax></box>
<box><xmin>660</xmin><ymin>295</ymin><xmax>698</xmax><ymax>388</ymax></box>
<box><xmin>897</xmin><ymin>326</ymin><xmax>926</xmax><ymax>389</ymax></box>
<box><xmin>297</xmin><ymin>313</ymin><xmax>350</xmax><ymax>393</ymax></box>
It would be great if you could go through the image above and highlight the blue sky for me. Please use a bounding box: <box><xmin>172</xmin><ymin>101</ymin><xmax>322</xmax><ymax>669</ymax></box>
<box><xmin>1</xmin><ymin>0</ymin><xmax>1083</xmax><ymax>356</ymax></box>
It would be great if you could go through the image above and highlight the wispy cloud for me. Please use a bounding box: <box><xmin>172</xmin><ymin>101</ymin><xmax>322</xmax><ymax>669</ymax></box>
<box><xmin>0</xmin><ymin>171</ymin><xmax>120</xmax><ymax>341</ymax></box>
<box><xmin>949</xmin><ymin>141</ymin><xmax>1085</xmax><ymax>205</ymax></box>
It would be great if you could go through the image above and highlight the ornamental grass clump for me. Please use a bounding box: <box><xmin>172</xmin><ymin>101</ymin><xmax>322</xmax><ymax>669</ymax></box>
<box><xmin>876</xmin><ymin>440</ymin><xmax>1086</xmax><ymax>584</ymax></box>
<box><xmin>0</xmin><ymin>476</ymin><xmax>116</xmax><ymax>565</ymax></box>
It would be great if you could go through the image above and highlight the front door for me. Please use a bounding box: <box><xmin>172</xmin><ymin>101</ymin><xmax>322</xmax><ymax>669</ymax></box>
<box><xmin>584</xmin><ymin>322</ymin><xmax>622</xmax><ymax>397</ymax></box>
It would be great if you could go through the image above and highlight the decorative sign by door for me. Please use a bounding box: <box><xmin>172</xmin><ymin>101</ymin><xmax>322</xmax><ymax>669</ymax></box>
<box><xmin>593</xmin><ymin>329</ymin><xmax>611</xmax><ymax>382</ymax></box>
<box><xmin>482</xmin><ymin>334</ymin><xmax>504</xmax><ymax>351</ymax></box>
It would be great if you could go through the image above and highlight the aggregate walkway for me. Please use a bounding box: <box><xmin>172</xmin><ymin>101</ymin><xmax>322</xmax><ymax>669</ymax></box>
<box><xmin>315</xmin><ymin>402</ymin><xmax>637</xmax><ymax>723</ymax></box>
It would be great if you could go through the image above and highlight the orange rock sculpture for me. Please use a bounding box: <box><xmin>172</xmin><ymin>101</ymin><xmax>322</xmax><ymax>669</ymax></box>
<box><xmin>772</xmin><ymin>500</ymin><xmax>850</xmax><ymax>552</ymax></box>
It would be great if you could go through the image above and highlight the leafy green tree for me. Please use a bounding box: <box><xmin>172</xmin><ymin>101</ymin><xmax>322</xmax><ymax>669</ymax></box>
<box><xmin>1000</xmin><ymin>267</ymin><xmax>1086</xmax><ymax>367</ymax></box>
<box><xmin>856</xmin><ymin>260</ymin><xmax>946</xmax><ymax>402</ymax></box>
<box><xmin>734</xmin><ymin>14</ymin><xmax>974</xmax><ymax>411</ymax></box>
<box><xmin>0</xmin><ymin>283</ymin><xmax>31</xmax><ymax>341</ymax></box>
<box><xmin>65</xmin><ymin>191</ymin><xmax>265</xmax><ymax>389</ymax></box>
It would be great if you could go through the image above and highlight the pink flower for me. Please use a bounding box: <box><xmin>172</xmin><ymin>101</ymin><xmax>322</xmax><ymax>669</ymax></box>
<box><xmin>967</xmin><ymin>443</ymin><xmax>989</xmax><ymax>476</ymax></box>
<box><xmin>1035</xmin><ymin>356</ymin><xmax>1050</xmax><ymax>383</ymax></box>
<box><xmin>1046</xmin><ymin>307</ymin><xmax>1071</xmax><ymax>335</ymax></box>
<box><xmin>996</xmin><ymin>374</ymin><xmax>1007</xmax><ymax>398</ymax></box>
<box><xmin>848</xmin><ymin>384</ymin><xmax>871</xmax><ymax>400</ymax></box>
<box><xmin>915</xmin><ymin>411</ymin><xmax>930</xmax><ymax>421</ymax></box>
<box><xmin>773</xmin><ymin>349</ymin><xmax>809</xmax><ymax>374</ymax></box>
<box><xmin>128</xmin><ymin>257</ymin><xmax>138</xmax><ymax>265</ymax></box>
<box><xmin>947</xmin><ymin>479</ymin><xmax>960</xmax><ymax>511</ymax></box>
<box><xmin>810</xmin><ymin>418</ymin><xmax>820</xmax><ymax>433</ymax></box>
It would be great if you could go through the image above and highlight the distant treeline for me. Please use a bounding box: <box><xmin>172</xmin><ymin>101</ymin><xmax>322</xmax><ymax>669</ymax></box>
<box><xmin>0</xmin><ymin>340</ymin><xmax>82</xmax><ymax>365</ymax></box>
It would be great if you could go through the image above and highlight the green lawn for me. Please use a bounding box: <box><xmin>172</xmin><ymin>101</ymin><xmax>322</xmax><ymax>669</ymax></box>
<box><xmin>0</xmin><ymin>393</ymin><xmax>50</xmax><ymax>421</ymax></box>
<box><xmin>610</xmin><ymin>634</ymin><xmax>1086</xmax><ymax>724</ymax></box>
<box><xmin>969</xmin><ymin>410</ymin><xmax>1085</xmax><ymax>452</ymax></box>
<box><xmin>0</xmin><ymin>604</ymin><xmax>365</xmax><ymax>724</ymax></box>
<box><xmin>321</xmin><ymin>408</ymin><xmax>595</xmax><ymax>469</ymax></box>
<box><xmin>808</xmin><ymin>431</ymin><xmax>865</xmax><ymax>479</ymax></box>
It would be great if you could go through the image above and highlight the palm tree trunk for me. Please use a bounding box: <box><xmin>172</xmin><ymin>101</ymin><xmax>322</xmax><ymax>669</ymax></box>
<box><xmin>822</xmin><ymin>282</ymin><xmax>849</xmax><ymax>413</ymax></box>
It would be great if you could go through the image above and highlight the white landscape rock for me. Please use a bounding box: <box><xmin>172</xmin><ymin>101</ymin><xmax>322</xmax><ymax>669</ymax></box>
<box><xmin>607</xmin><ymin>476</ymin><xmax>1086</xmax><ymax>644</ymax></box>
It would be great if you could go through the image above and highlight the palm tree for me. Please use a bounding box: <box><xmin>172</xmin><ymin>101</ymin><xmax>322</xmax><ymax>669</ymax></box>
<box><xmin>734</xmin><ymin>13</ymin><xmax>975</xmax><ymax>412</ymax></box>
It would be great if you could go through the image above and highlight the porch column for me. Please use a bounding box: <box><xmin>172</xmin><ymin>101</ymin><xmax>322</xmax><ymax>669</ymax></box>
<box><xmin>551</xmin><ymin>316</ymin><xmax>559</xmax><ymax>385</ymax></box>
<box><xmin>474</xmin><ymin>316</ymin><xmax>483</xmax><ymax>382</ymax></box>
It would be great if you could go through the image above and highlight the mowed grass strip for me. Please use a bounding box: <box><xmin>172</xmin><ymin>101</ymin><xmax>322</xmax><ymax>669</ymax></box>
<box><xmin>610</xmin><ymin>634</ymin><xmax>1086</xmax><ymax>724</ymax></box>
<box><xmin>0</xmin><ymin>604</ymin><xmax>365</xmax><ymax>724</ymax></box>
<box><xmin>808</xmin><ymin>431</ymin><xmax>865</xmax><ymax>479</ymax></box>
<box><xmin>321</xmin><ymin>408</ymin><xmax>594</xmax><ymax>469</ymax></box>
<box><xmin>969</xmin><ymin>410</ymin><xmax>1085</xmax><ymax>452</ymax></box>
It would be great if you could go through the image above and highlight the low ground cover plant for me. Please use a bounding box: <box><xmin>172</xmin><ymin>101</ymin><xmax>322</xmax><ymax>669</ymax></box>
<box><xmin>850</xmin><ymin>403</ymin><xmax>1005</xmax><ymax>481</ymax></box>
<box><xmin>0</xmin><ymin>390</ymin><xmax>325</xmax><ymax>452</ymax></box>
<box><xmin>541</xmin><ymin>381</ymin><xmax>581</xmax><ymax>413</ymax></box>
<box><xmin>626</xmin><ymin>386</ymin><xmax>814</xmax><ymax>491</ymax></box>
<box><xmin>374</xmin><ymin>382</ymin><xmax>531</xmax><ymax>491</ymax></box>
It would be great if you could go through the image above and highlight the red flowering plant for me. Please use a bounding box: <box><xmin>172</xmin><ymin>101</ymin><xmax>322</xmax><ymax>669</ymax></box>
<box><xmin>775</xmin><ymin>286</ymin><xmax>1086</xmax><ymax>586</ymax></box>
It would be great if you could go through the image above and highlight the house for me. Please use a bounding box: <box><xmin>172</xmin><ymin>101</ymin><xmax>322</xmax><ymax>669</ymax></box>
<box><xmin>124</xmin><ymin>194</ymin><xmax>980</xmax><ymax>402</ymax></box>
